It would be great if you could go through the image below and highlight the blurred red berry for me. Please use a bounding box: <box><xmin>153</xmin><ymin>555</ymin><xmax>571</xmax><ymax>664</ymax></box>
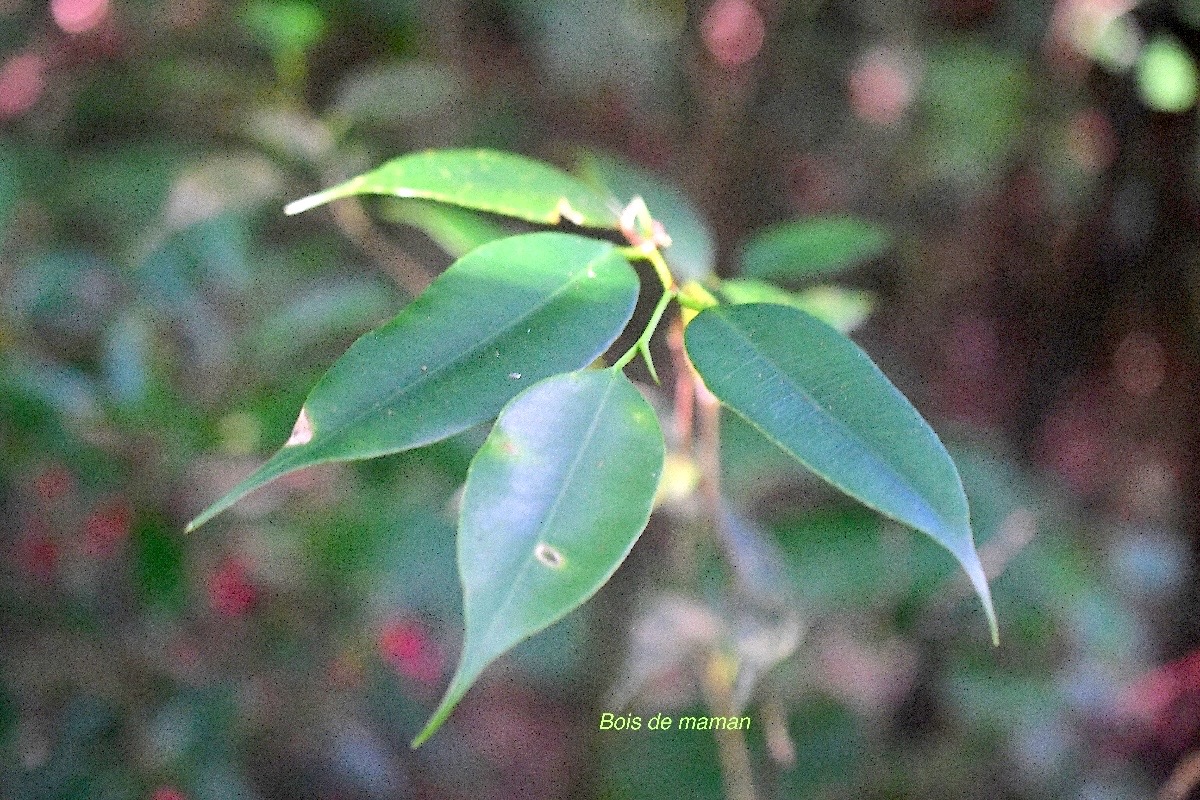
<box><xmin>150</xmin><ymin>787</ymin><xmax>187</xmax><ymax>800</ymax></box>
<box><xmin>33</xmin><ymin>465</ymin><xmax>75</xmax><ymax>502</ymax></box>
<box><xmin>84</xmin><ymin>497</ymin><xmax>132</xmax><ymax>558</ymax></box>
<box><xmin>17</xmin><ymin>530</ymin><xmax>59</xmax><ymax>582</ymax></box>
<box><xmin>377</xmin><ymin>619</ymin><xmax>444</xmax><ymax>685</ymax></box>
<box><xmin>207</xmin><ymin>558</ymin><xmax>257</xmax><ymax>617</ymax></box>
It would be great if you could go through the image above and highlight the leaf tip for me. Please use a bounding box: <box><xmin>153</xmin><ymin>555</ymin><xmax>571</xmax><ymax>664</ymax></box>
<box><xmin>961</xmin><ymin>552</ymin><xmax>1000</xmax><ymax>647</ymax></box>
<box><xmin>283</xmin><ymin>193</ymin><xmax>325</xmax><ymax>216</ymax></box>
<box><xmin>284</xmin><ymin>177</ymin><xmax>366</xmax><ymax>216</ymax></box>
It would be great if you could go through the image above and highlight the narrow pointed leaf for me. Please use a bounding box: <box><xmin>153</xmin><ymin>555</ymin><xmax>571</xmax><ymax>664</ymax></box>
<box><xmin>413</xmin><ymin>369</ymin><xmax>665</xmax><ymax>746</ymax></box>
<box><xmin>684</xmin><ymin>303</ymin><xmax>997</xmax><ymax>644</ymax></box>
<box><xmin>740</xmin><ymin>216</ymin><xmax>891</xmax><ymax>282</ymax></box>
<box><xmin>187</xmin><ymin>233</ymin><xmax>639</xmax><ymax>531</ymax></box>
<box><xmin>284</xmin><ymin>149</ymin><xmax>620</xmax><ymax>228</ymax></box>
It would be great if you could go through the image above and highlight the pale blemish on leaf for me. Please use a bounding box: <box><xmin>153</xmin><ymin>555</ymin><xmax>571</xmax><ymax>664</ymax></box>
<box><xmin>285</xmin><ymin>407</ymin><xmax>314</xmax><ymax>446</ymax></box>
<box><xmin>534</xmin><ymin>542</ymin><xmax>565</xmax><ymax>569</ymax></box>
<box><xmin>556</xmin><ymin>197</ymin><xmax>585</xmax><ymax>226</ymax></box>
<box><xmin>509</xmin><ymin>372</ymin><xmax>522</xmax><ymax>379</ymax></box>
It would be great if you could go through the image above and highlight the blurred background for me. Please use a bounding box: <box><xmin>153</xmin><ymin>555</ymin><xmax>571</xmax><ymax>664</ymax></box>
<box><xmin>4</xmin><ymin>0</ymin><xmax>1200</xmax><ymax>797</ymax></box>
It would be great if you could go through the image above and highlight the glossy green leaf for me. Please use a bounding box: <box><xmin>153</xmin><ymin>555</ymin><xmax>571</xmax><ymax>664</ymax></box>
<box><xmin>576</xmin><ymin>151</ymin><xmax>716</xmax><ymax>281</ymax></box>
<box><xmin>739</xmin><ymin>217</ymin><xmax>891</xmax><ymax>281</ymax></box>
<box><xmin>413</xmin><ymin>368</ymin><xmax>665</xmax><ymax>746</ymax></box>
<box><xmin>684</xmin><ymin>303</ymin><xmax>997</xmax><ymax>644</ymax></box>
<box><xmin>285</xmin><ymin>149</ymin><xmax>620</xmax><ymax>228</ymax></box>
<box><xmin>186</xmin><ymin>232</ymin><xmax>639</xmax><ymax>531</ymax></box>
<box><xmin>718</xmin><ymin>279</ymin><xmax>874</xmax><ymax>332</ymax></box>
<box><xmin>379</xmin><ymin>198</ymin><xmax>511</xmax><ymax>258</ymax></box>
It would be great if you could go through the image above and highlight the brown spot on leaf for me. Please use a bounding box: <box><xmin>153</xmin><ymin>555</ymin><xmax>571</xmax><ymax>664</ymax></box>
<box><xmin>534</xmin><ymin>543</ymin><xmax>565</xmax><ymax>569</ymax></box>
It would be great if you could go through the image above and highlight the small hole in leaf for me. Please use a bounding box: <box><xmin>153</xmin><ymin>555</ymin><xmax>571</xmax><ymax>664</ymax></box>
<box><xmin>535</xmin><ymin>543</ymin><xmax>565</xmax><ymax>569</ymax></box>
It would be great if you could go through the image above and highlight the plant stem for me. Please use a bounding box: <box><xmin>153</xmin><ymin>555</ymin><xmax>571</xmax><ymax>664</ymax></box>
<box><xmin>613</xmin><ymin>241</ymin><xmax>678</xmax><ymax>377</ymax></box>
<box><xmin>613</xmin><ymin>287</ymin><xmax>676</xmax><ymax>378</ymax></box>
<box><xmin>668</xmin><ymin>315</ymin><xmax>695</xmax><ymax>456</ymax></box>
<box><xmin>704</xmin><ymin>654</ymin><xmax>760</xmax><ymax>800</ymax></box>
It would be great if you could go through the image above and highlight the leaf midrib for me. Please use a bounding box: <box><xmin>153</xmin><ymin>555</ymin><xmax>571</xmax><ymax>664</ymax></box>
<box><xmin>310</xmin><ymin>246</ymin><xmax>624</xmax><ymax>454</ymax></box>
<box><xmin>708</xmin><ymin>309</ymin><xmax>951</xmax><ymax>529</ymax></box>
<box><xmin>468</xmin><ymin>371</ymin><xmax>622</xmax><ymax>663</ymax></box>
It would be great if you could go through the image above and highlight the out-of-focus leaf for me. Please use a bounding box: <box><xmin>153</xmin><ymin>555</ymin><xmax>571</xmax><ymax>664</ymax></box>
<box><xmin>134</xmin><ymin>511</ymin><xmax>186</xmax><ymax>612</ymax></box>
<box><xmin>685</xmin><ymin>303</ymin><xmax>997</xmax><ymax>644</ymax></box>
<box><xmin>240</xmin><ymin>0</ymin><xmax>325</xmax><ymax>55</ymax></box>
<box><xmin>10</xmin><ymin>252</ymin><xmax>112</xmax><ymax>337</ymax></box>
<box><xmin>285</xmin><ymin>149</ymin><xmax>619</xmax><ymax>228</ymax></box>
<box><xmin>607</xmin><ymin>593</ymin><xmax>723</xmax><ymax>710</ymax></box>
<box><xmin>60</xmin><ymin>145</ymin><xmax>182</xmax><ymax>240</ymax></box>
<box><xmin>6</xmin><ymin>356</ymin><xmax>99</xmax><ymax>421</ymax></box>
<box><xmin>187</xmin><ymin>233</ymin><xmax>639</xmax><ymax>531</ymax></box>
<box><xmin>576</xmin><ymin>151</ymin><xmax>716</xmax><ymax>281</ymax></box>
<box><xmin>333</xmin><ymin>61</ymin><xmax>462</xmax><ymax>126</ymax></box>
<box><xmin>246</xmin><ymin>278</ymin><xmax>396</xmax><ymax>367</ymax></box>
<box><xmin>139</xmin><ymin>214</ymin><xmax>255</xmax><ymax>303</ymax></box>
<box><xmin>162</xmin><ymin>153</ymin><xmax>284</xmax><ymax>231</ymax></box>
<box><xmin>739</xmin><ymin>217</ymin><xmax>891</xmax><ymax>281</ymax></box>
<box><xmin>771</xmin><ymin>506</ymin><xmax>889</xmax><ymax>606</ymax></box>
<box><xmin>718</xmin><ymin>278</ymin><xmax>874</xmax><ymax>332</ymax></box>
<box><xmin>600</xmin><ymin>702</ymin><xmax>725</xmax><ymax>800</ymax></box>
<box><xmin>718</xmin><ymin>507</ymin><xmax>805</xmax><ymax>710</ymax></box>
<box><xmin>922</xmin><ymin>43</ymin><xmax>1029</xmax><ymax>181</ymax></box>
<box><xmin>101</xmin><ymin>309</ymin><xmax>153</xmax><ymax>407</ymax></box>
<box><xmin>378</xmin><ymin>199</ymin><xmax>511</xmax><ymax>258</ymax></box>
<box><xmin>413</xmin><ymin>368</ymin><xmax>664</xmax><ymax>746</ymax></box>
<box><xmin>0</xmin><ymin>147</ymin><xmax>17</xmax><ymax>243</ymax></box>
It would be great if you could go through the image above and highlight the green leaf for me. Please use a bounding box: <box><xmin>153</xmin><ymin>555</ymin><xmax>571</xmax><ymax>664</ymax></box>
<box><xmin>684</xmin><ymin>303</ymin><xmax>997</xmax><ymax>644</ymax></box>
<box><xmin>739</xmin><ymin>217</ymin><xmax>891</xmax><ymax>282</ymax></box>
<box><xmin>718</xmin><ymin>279</ymin><xmax>874</xmax><ymax>332</ymax></box>
<box><xmin>285</xmin><ymin>149</ymin><xmax>620</xmax><ymax>228</ymax></box>
<box><xmin>576</xmin><ymin>151</ymin><xmax>716</xmax><ymax>281</ymax></box>
<box><xmin>187</xmin><ymin>232</ymin><xmax>639</xmax><ymax>531</ymax></box>
<box><xmin>413</xmin><ymin>368</ymin><xmax>665</xmax><ymax>746</ymax></box>
<box><xmin>379</xmin><ymin>198</ymin><xmax>512</xmax><ymax>258</ymax></box>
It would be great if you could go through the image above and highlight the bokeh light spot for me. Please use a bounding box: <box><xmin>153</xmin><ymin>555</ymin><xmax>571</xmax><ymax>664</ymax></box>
<box><xmin>51</xmin><ymin>0</ymin><xmax>109</xmax><ymax>34</ymax></box>
<box><xmin>848</xmin><ymin>49</ymin><xmax>918</xmax><ymax>125</ymax></box>
<box><xmin>701</xmin><ymin>0</ymin><xmax>765</xmax><ymax>69</ymax></box>
<box><xmin>1113</xmin><ymin>330</ymin><xmax>1165</xmax><ymax>396</ymax></box>
<box><xmin>0</xmin><ymin>52</ymin><xmax>47</xmax><ymax>119</ymax></box>
<box><xmin>1066</xmin><ymin>108</ymin><xmax>1118</xmax><ymax>173</ymax></box>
